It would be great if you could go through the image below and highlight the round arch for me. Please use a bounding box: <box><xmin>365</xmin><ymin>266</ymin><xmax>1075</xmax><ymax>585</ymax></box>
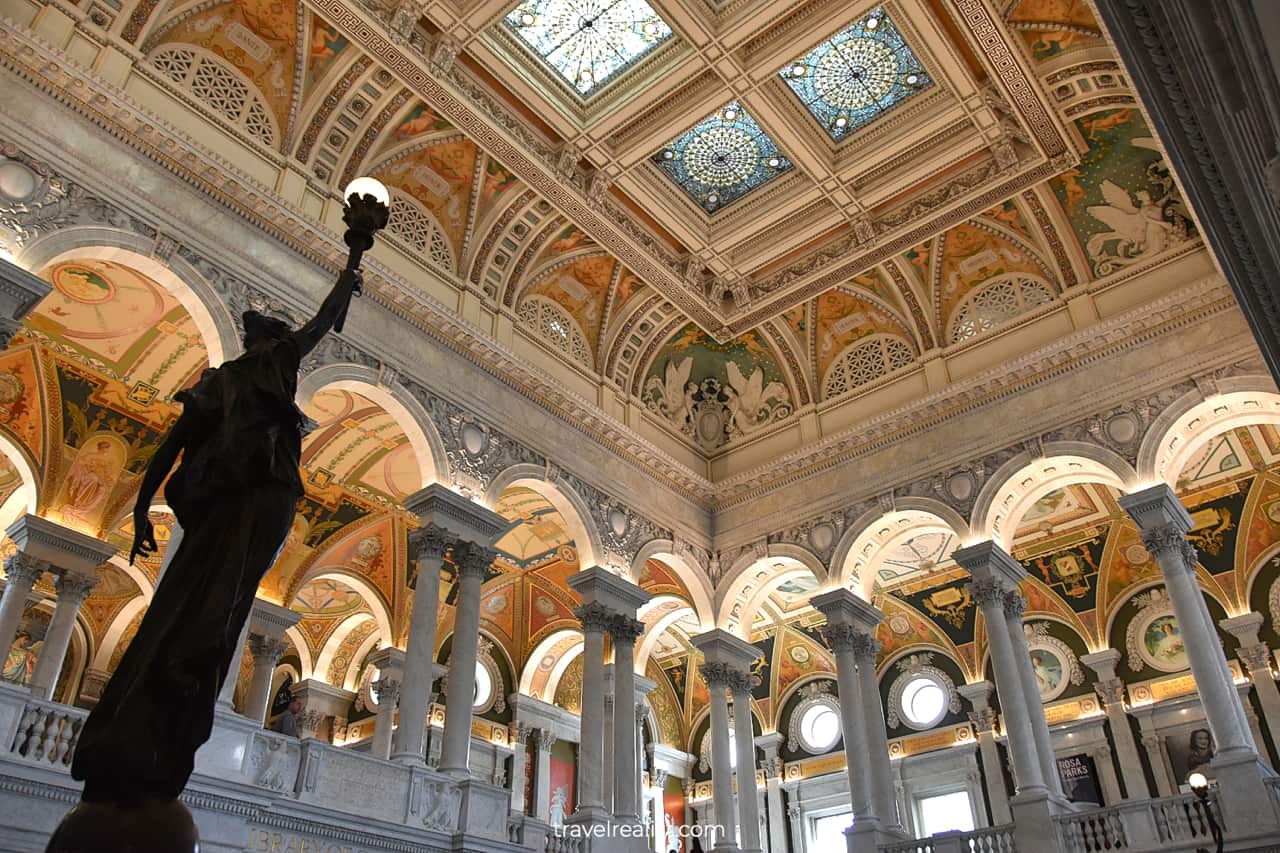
<box><xmin>834</xmin><ymin>501</ymin><xmax>968</xmax><ymax>600</ymax></box>
<box><xmin>312</xmin><ymin>612</ymin><xmax>377</xmax><ymax>685</ymax></box>
<box><xmin>0</xmin><ymin>429</ymin><xmax>39</xmax><ymax>519</ymax></box>
<box><xmin>630</xmin><ymin>540</ymin><xmax>715</xmax><ymax>631</ymax></box>
<box><xmin>341</xmin><ymin>626</ymin><xmax>384</xmax><ymax>692</ymax></box>
<box><xmin>636</xmin><ymin>596</ymin><xmax>698</xmax><ymax>671</ymax></box>
<box><xmin>715</xmin><ymin>543</ymin><xmax>828</xmax><ymax>633</ymax></box>
<box><xmin>289</xmin><ymin>568</ymin><xmax>395</xmax><ymax>650</ymax></box>
<box><xmin>484</xmin><ymin>465</ymin><xmax>603</xmax><ymax>569</ymax></box>
<box><xmin>296</xmin><ymin>364</ymin><xmax>449</xmax><ymax>489</ymax></box>
<box><xmin>16</xmin><ymin>232</ymin><xmax>237</xmax><ymax>363</ymax></box>
<box><xmin>90</xmin><ymin>594</ymin><xmax>149</xmax><ymax>673</ymax></box>
<box><xmin>1138</xmin><ymin>380</ymin><xmax>1280</xmax><ymax>488</ymax></box>
<box><xmin>520</xmin><ymin>628</ymin><xmax>583</xmax><ymax>696</ymax></box>
<box><xmin>972</xmin><ymin>442</ymin><xmax>1138</xmax><ymax>551</ymax></box>
<box><xmin>283</xmin><ymin>626</ymin><xmax>314</xmax><ymax>680</ymax></box>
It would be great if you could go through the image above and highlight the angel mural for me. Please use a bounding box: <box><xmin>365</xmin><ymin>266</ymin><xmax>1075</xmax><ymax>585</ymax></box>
<box><xmin>644</xmin><ymin>357</ymin><xmax>695</xmax><ymax>430</ymax></box>
<box><xmin>724</xmin><ymin>361</ymin><xmax>788</xmax><ymax>436</ymax></box>
<box><xmin>1085</xmin><ymin>159</ymin><xmax>1190</xmax><ymax>275</ymax></box>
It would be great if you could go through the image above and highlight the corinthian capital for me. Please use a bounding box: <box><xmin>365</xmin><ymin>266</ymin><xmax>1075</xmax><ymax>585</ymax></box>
<box><xmin>574</xmin><ymin>600</ymin><xmax>613</xmax><ymax>634</ymax></box>
<box><xmin>967</xmin><ymin>577</ymin><xmax>1004</xmax><ymax>609</ymax></box>
<box><xmin>699</xmin><ymin>661</ymin><xmax>738</xmax><ymax>689</ymax></box>
<box><xmin>609</xmin><ymin>614</ymin><xmax>645</xmax><ymax>644</ymax></box>
<box><xmin>3</xmin><ymin>552</ymin><xmax>47</xmax><ymax>588</ymax></box>
<box><xmin>849</xmin><ymin>632</ymin><xmax>880</xmax><ymax>664</ymax></box>
<box><xmin>54</xmin><ymin>570</ymin><xmax>97</xmax><ymax>604</ymax></box>
<box><xmin>725</xmin><ymin>668</ymin><xmax>755</xmax><ymax>695</ymax></box>
<box><xmin>1139</xmin><ymin>525</ymin><xmax>1197</xmax><ymax>571</ymax></box>
<box><xmin>824</xmin><ymin>623</ymin><xmax>863</xmax><ymax>654</ymax></box>
<box><xmin>409</xmin><ymin>523</ymin><xmax>454</xmax><ymax>561</ymax></box>
<box><xmin>1001</xmin><ymin>590</ymin><xmax>1026</xmax><ymax>620</ymax></box>
<box><xmin>454</xmin><ymin>542</ymin><xmax>496</xmax><ymax>579</ymax></box>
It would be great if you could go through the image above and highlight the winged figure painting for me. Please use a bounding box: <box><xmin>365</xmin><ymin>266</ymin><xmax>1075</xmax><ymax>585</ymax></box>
<box><xmin>725</xmin><ymin>361</ymin><xmax>788</xmax><ymax>435</ymax></box>
<box><xmin>1085</xmin><ymin>179</ymin><xmax>1185</xmax><ymax>274</ymax></box>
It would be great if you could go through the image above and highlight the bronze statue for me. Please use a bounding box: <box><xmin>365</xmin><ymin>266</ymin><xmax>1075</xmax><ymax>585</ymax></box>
<box><xmin>46</xmin><ymin>185</ymin><xmax>389</xmax><ymax>851</ymax></box>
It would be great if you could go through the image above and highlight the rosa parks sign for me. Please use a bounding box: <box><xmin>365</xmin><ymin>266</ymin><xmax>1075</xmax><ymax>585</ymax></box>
<box><xmin>1057</xmin><ymin>753</ymin><xmax>1103</xmax><ymax>805</ymax></box>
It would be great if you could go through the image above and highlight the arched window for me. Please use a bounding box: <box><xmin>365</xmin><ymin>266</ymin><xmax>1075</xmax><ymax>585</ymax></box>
<box><xmin>386</xmin><ymin>190</ymin><xmax>455</xmax><ymax>272</ymax></box>
<box><xmin>822</xmin><ymin>334</ymin><xmax>915</xmax><ymax>400</ymax></box>
<box><xmin>948</xmin><ymin>274</ymin><xmax>1055</xmax><ymax>343</ymax></box>
<box><xmin>150</xmin><ymin>46</ymin><xmax>277</xmax><ymax>148</ymax></box>
<box><xmin>517</xmin><ymin>295</ymin><xmax>592</xmax><ymax>369</ymax></box>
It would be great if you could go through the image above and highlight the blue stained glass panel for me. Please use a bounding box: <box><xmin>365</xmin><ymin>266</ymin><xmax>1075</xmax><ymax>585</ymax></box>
<box><xmin>652</xmin><ymin>102</ymin><xmax>793</xmax><ymax>213</ymax></box>
<box><xmin>780</xmin><ymin>8</ymin><xmax>932</xmax><ymax>141</ymax></box>
<box><xmin>505</xmin><ymin>0</ymin><xmax>673</xmax><ymax>96</ymax></box>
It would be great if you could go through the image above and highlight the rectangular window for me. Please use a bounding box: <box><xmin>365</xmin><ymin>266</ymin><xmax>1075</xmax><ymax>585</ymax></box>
<box><xmin>810</xmin><ymin>810</ymin><xmax>853</xmax><ymax>851</ymax></box>
<box><xmin>916</xmin><ymin>790</ymin><xmax>976</xmax><ymax>837</ymax></box>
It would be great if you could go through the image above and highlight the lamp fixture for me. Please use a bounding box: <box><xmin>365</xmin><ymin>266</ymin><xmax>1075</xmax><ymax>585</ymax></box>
<box><xmin>336</xmin><ymin>176</ymin><xmax>392</xmax><ymax>332</ymax></box>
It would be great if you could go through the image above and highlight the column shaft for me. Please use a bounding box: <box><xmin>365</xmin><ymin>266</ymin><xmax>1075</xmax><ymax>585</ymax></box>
<box><xmin>976</xmin><ymin>729</ymin><xmax>1012</xmax><ymax>823</ymax></box>
<box><xmin>510</xmin><ymin>723</ymin><xmax>531</xmax><ymax>813</ymax></box>
<box><xmin>534</xmin><ymin>730</ymin><xmax>555</xmax><ymax>822</ymax></box>
<box><xmin>853</xmin><ymin>635</ymin><xmax>897</xmax><ymax>826</ymax></box>
<box><xmin>830</xmin><ymin>638</ymin><xmax>872</xmax><ymax>818</ymax></box>
<box><xmin>0</xmin><ymin>554</ymin><xmax>44</xmax><ymax>659</ymax></box>
<box><xmin>763</xmin><ymin>774</ymin><xmax>787</xmax><ymax>853</ymax></box>
<box><xmin>1146</xmin><ymin>530</ymin><xmax>1254</xmax><ymax>756</ymax></box>
<box><xmin>371</xmin><ymin>672</ymin><xmax>400</xmax><ymax>758</ymax></box>
<box><xmin>30</xmin><ymin>571</ymin><xmax>96</xmax><ymax>699</ymax></box>
<box><xmin>603</xmin><ymin>694</ymin><xmax>614</xmax><ymax>809</ymax></box>
<box><xmin>1003</xmin><ymin>594</ymin><xmax>1064</xmax><ymax>797</ymax></box>
<box><xmin>245</xmin><ymin>634</ymin><xmax>288</xmax><ymax>724</ymax></box>
<box><xmin>973</xmin><ymin>581</ymin><xmax>1046</xmax><ymax>795</ymax></box>
<box><xmin>575</xmin><ymin>604</ymin><xmax>610</xmax><ymax>813</ymax></box>
<box><xmin>438</xmin><ymin>544</ymin><xmax>492</xmax><ymax>775</ymax></box>
<box><xmin>731</xmin><ymin>681</ymin><xmax>762</xmax><ymax>852</ymax></box>
<box><xmin>613</xmin><ymin>617</ymin><xmax>642</xmax><ymax>819</ymax></box>
<box><xmin>703</xmin><ymin>665</ymin><xmax>739</xmax><ymax>852</ymax></box>
<box><xmin>217</xmin><ymin>616</ymin><xmax>253</xmax><ymax>710</ymax></box>
<box><xmin>392</xmin><ymin>526</ymin><xmax>449</xmax><ymax>764</ymax></box>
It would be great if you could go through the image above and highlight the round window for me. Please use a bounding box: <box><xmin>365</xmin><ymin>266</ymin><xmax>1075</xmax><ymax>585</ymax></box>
<box><xmin>799</xmin><ymin>703</ymin><xmax>841</xmax><ymax>752</ymax></box>
<box><xmin>900</xmin><ymin>675</ymin><xmax>946</xmax><ymax>728</ymax></box>
<box><xmin>473</xmin><ymin>662</ymin><xmax>492</xmax><ymax>709</ymax></box>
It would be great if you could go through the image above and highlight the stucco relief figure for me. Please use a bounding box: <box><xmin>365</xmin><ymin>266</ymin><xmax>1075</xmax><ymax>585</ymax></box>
<box><xmin>1086</xmin><ymin>176</ymin><xmax>1188</xmax><ymax>274</ymax></box>
<box><xmin>725</xmin><ymin>361</ymin><xmax>788</xmax><ymax>436</ymax></box>
<box><xmin>645</xmin><ymin>356</ymin><xmax>694</xmax><ymax>429</ymax></box>
<box><xmin>60</xmin><ymin>269</ymin><xmax>360</xmax><ymax>816</ymax></box>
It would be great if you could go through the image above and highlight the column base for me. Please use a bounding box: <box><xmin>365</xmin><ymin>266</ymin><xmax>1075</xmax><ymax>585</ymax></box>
<box><xmin>391</xmin><ymin>751</ymin><xmax>427</xmax><ymax>767</ymax></box>
<box><xmin>1209</xmin><ymin>750</ymin><xmax>1280</xmax><ymax>835</ymax></box>
<box><xmin>1009</xmin><ymin>789</ymin><xmax>1070</xmax><ymax>853</ymax></box>
<box><xmin>437</xmin><ymin>764</ymin><xmax>471</xmax><ymax>780</ymax></box>
<box><xmin>845</xmin><ymin>818</ymin><xmax>906</xmax><ymax>853</ymax></box>
<box><xmin>566</xmin><ymin>804</ymin><xmax>611</xmax><ymax>825</ymax></box>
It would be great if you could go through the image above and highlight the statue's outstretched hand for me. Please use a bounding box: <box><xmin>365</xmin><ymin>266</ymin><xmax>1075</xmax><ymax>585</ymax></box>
<box><xmin>130</xmin><ymin>510</ymin><xmax>158</xmax><ymax>565</ymax></box>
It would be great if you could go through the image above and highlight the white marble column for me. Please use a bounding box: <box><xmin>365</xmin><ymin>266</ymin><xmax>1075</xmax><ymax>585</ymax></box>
<box><xmin>701</xmin><ymin>661</ymin><xmax>739</xmax><ymax>853</ymax></box>
<box><xmin>574</xmin><ymin>600</ymin><xmax>611</xmax><ymax>818</ymax></box>
<box><xmin>1002</xmin><ymin>591</ymin><xmax>1065</xmax><ymax>798</ymax></box>
<box><xmin>612</xmin><ymin>613</ymin><xmax>644</xmax><ymax>821</ymax></box>
<box><xmin>245</xmin><ymin>634</ymin><xmax>290</xmax><ymax>724</ymax></box>
<box><xmin>757</xmin><ymin>734</ymin><xmax>787</xmax><ymax>853</ymax></box>
<box><xmin>30</xmin><ymin>570</ymin><xmax>96</xmax><ymax>699</ymax></box>
<box><xmin>392</xmin><ymin>523</ymin><xmax>452</xmax><ymax>765</ymax></box>
<box><xmin>785</xmin><ymin>796</ymin><xmax>804</xmax><ymax>853</ymax></box>
<box><xmin>729</xmin><ymin>671</ymin><xmax>762</xmax><ymax>853</ymax></box>
<box><xmin>603</xmin><ymin>686</ymin><xmax>615</xmax><ymax>810</ymax></box>
<box><xmin>0</xmin><ymin>552</ymin><xmax>45</xmax><ymax>657</ymax></box>
<box><xmin>438</xmin><ymin>542</ymin><xmax>494</xmax><ymax>776</ymax></box>
<box><xmin>510</xmin><ymin>721</ymin><xmax>532</xmax><ymax>814</ymax></box>
<box><xmin>1221</xmin><ymin>612</ymin><xmax>1280</xmax><ymax>761</ymax></box>
<box><xmin>967</xmin><ymin>577</ymin><xmax>1046</xmax><ymax>796</ymax></box>
<box><xmin>957</xmin><ymin>681</ymin><xmax>1011</xmax><ymax>824</ymax></box>
<box><xmin>1120</xmin><ymin>487</ymin><xmax>1256</xmax><ymax>759</ymax></box>
<box><xmin>851</xmin><ymin>632</ymin><xmax>898</xmax><ymax>826</ymax></box>
<box><xmin>1081</xmin><ymin>650</ymin><xmax>1149</xmax><ymax>798</ymax></box>
<box><xmin>216</xmin><ymin>616</ymin><xmax>253</xmax><ymax>711</ymax></box>
<box><xmin>824</xmin><ymin>622</ymin><xmax>872</xmax><ymax>821</ymax></box>
<box><xmin>370</xmin><ymin>646</ymin><xmax>404</xmax><ymax>759</ymax></box>
<box><xmin>534</xmin><ymin>727</ymin><xmax>556</xmax><ymax>822</ymax></box>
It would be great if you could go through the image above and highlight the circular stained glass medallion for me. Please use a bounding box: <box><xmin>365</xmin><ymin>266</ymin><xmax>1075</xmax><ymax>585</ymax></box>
<box><xmin>683</xmin><ymin>124</ymin><xmax>761</xmax><ymax>189</ymax></box>
<box><xmin>814</xmin><ymin>37</ymin><xmax>897</xmax><ymax>110</ymax></box>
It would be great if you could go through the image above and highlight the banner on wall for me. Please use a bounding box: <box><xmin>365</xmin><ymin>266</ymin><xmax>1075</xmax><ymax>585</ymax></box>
<box><xmin>1057</xmin><ymin>753</ymin><xmax>1103</xmax><ymax>805</ymax></box>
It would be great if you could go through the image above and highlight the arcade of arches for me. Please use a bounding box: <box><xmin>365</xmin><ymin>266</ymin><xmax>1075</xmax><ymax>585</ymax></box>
<box><xmin>0</xmin><ymin>0</ymin><xmax>1278</xmax><ymax>852</ymax></box>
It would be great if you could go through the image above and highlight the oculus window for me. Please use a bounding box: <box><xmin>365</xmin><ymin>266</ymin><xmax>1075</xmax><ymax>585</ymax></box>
<box><xmin>473</xmin><ymin>662</ymin><xmax>493</xmax><ymax>709</ymax></box>
<box><xmin>505</xmin><ymin>0</ymin><xmax>672</xmax><ymax>95</ymax></box>
<box><xmin>653</xmin><ymin>102</ymin><xmax>793</xmax><ymax>212</ymax></box>
<box><xmin>799</xmin><ymin>702</ymin><xmax>841</xmax><ymax>752</ymax></box>
<box><xmin>899</xmin><ymin>674</ymin><xmax>947</xmax><ymax>729</ymax></box>
<box><xmin>780</xmin><ymin>8</ymin><xmax>931</xmax><ymax>141</ymax></box>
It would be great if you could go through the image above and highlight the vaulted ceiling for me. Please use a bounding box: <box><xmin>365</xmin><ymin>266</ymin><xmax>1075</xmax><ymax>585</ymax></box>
<box><xmin>80</xmin><ymin>0</ymin><xmax>1202</xmax><ymax>460</ymax></box>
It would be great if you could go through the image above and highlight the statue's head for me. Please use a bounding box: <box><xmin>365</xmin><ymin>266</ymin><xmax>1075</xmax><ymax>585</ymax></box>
<box><xmin>242</xmin><ymin>311</ymin><xmax>291</xmax><ymax>349</ymax></box>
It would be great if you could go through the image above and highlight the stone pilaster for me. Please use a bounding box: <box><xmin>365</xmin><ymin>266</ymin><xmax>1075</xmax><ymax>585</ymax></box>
<box><xmin>957</xmin><ymin>681</ymin><xmax>1011</xmax><ymax>824</ymax></box>
<box><xmin>369</xmin><ymin>646</ymin><xmax>404</xmax><ymax>759</ymax></box>
<box><xmin>1081</xmin><ymin>649</ymin><xmax>1149</xmax><ymax>798</ymax></box>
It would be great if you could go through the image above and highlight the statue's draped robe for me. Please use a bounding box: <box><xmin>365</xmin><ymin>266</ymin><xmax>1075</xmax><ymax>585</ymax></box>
<box><xmin>72</xmin><ymin>335</ymin><xmax>306</xmax><ymax>804</ymax></box>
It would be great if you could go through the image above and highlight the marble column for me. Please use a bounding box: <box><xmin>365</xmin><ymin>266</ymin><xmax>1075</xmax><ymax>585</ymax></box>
<box><xmin>852</xmin><ymin>632</ymin><xmax>898</xmax><ymax>825</ymax></box>
<box><xmin>510</xmin><ymin>721</ymin><xmax>532</xmax><ymax>814</ymax></box>
<box><xmin>757</xmin><ymin>734</ymin><xmax>788</xmax><ymax>853</ymax></box>
<box><xmin>216</xmin><ymin>615</ymin><xmax>253</xmax><ymax>711</ymax></box>
<box><xmin>953</xmin><ymin>544</ymin><xmax>1048</xmax><ymax>798</ymax></box>
<box><xmin>30</xmin><ymin>570</ymin><xmax>96</xmax><ymax>699</ymax></box>
<box><xmin>574</xmin><ymin>600</ymin><xmax>612</xmax><ymax>818</ymax></box>
<box><xmin>1002</xmin><ymin>591</ymin><xmax>1065</xmax><ymax>798</ymax></box>
<box><xmin>957</xmin><ymin>681</ymin><xmax>1011</xmax><ymax>824</ymax></box>
<box><xmin>1120</xmin><ymin>487</ymin><xmax>1256</xmax><ymax>760</ymax></box>
<box><xmin>438</xmin><ymin>542</ymin><xmax>494</xmax><ymax>776</ymax></box>
<box><xmin>1081</xmin><ymin>650</ymin><xmax>1149</xmax><ymax>798</ymax></box>
<box><xmin>534</xmin><ymin>728</ymin><xmax>556</xmax><ymax>823</ymax></box>
<box><xmin>603</xmin><ymin>688</ymin><xmax>616</xmax><ymax>810</ymax></box>
<box><xmin>245</xmin><ymin>634</ymin><xmax>290</xmax><ymax>724</ymax></box>
<box><xmin>822</xmin><ymin>622</ymin><xmax>872</xmax><ymax>820</ymax></box>
<box><xmin>0</xmin><ymin>552</ymin><xmax>46</xmax><ymax>659</ymax></box>
<box><xmin>392</xmin><ymin>523</ymin><xmax>452</xmax><ymax>765</ymax></box>
<box><xmin>291</xmin><ymin>677</ymin><xmax>355</xmax><ymax>741</ymax></box>
<box><xmin>370</xmin><ymin>646</ymin><xmax>404</xmax><ymax>759</ymax></box>
<box><xmin>785</xmin><ymin>796</ymin><xmax>804</xmax><ymax>853</ymax></box>
<box><xmin>1221</xmin><ymin>612</ymin><xmax>1280</xmax><ymax>761</ymax></box>
<box><xmin>612</xmin><ymin>613</ymin><xmax>644</xmax><ymax>821</ymax></box>
<box><xmin>729</xmin><ymin>671</ymin><xmax>762</xmax><ymax>853</ymax></box>
<box><xmin>701</xmin><ymin>661</ymin><xmax>739</xmax><ymax>853</ymax></box>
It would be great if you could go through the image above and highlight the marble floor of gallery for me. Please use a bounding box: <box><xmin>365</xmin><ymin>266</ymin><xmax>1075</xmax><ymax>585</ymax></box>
<box><xmin>0</xmin><ymin>0</ymin><xmax>1279</xmax><ymax>851</ymax></box>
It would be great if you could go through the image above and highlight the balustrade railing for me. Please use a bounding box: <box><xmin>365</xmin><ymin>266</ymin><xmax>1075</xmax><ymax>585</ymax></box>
<box><xmin>881</xmin><ymin>840</ymin><xmax>934</xmax><ymax>853</ymax></box>
<box><xmin>544</xmin><ymin>832</ymin><xmax>585</xmax><ymax>853</ymax></box>
<box><xmin>1149</xmin><ymin>793</ymin><xmax>1222</xmax><ymax>844</ymax></box>
<box><xmin>8</xmin><ymin>696</ymin><xmax>87</xmax><ymax>768</ymax></box>
<box><xmin>967</xmin><ymin>824</ymin><xmax>1016</xmax><ymax>853</ymax></box>
<box><xmin>1058</xmin><ymin>805</ymin><xmax>1128</xmax><ymax>851</ymax></box>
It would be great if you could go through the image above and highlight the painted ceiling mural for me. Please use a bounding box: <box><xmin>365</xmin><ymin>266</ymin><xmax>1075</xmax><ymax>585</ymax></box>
<box><xmin>80</xmin><ymin>0</ymin><xmax>1206</xmax><ymax>458</ymax></box>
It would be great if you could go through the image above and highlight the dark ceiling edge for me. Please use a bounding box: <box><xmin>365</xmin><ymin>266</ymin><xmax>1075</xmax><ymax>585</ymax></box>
<box><xmin>1092</xmin><ymin>0</ymin><xmax>1280</xmax><ymax>386</ymax></box>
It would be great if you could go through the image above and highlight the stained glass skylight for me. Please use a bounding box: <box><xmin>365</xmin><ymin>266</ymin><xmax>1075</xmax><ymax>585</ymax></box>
<box><xmin>505</xmin><ymin>0</ymin><xmax>673</xmax><ymax>96</ymax></box>
<box><xmin>780</xmin><ymin>8</ymin><xmax>932</xmax><ymax>141</ymax></box>
<box><xmin>652</xmin><ymin>102</ymin><xmax>793</xmax><ymax>213</ymax></box>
